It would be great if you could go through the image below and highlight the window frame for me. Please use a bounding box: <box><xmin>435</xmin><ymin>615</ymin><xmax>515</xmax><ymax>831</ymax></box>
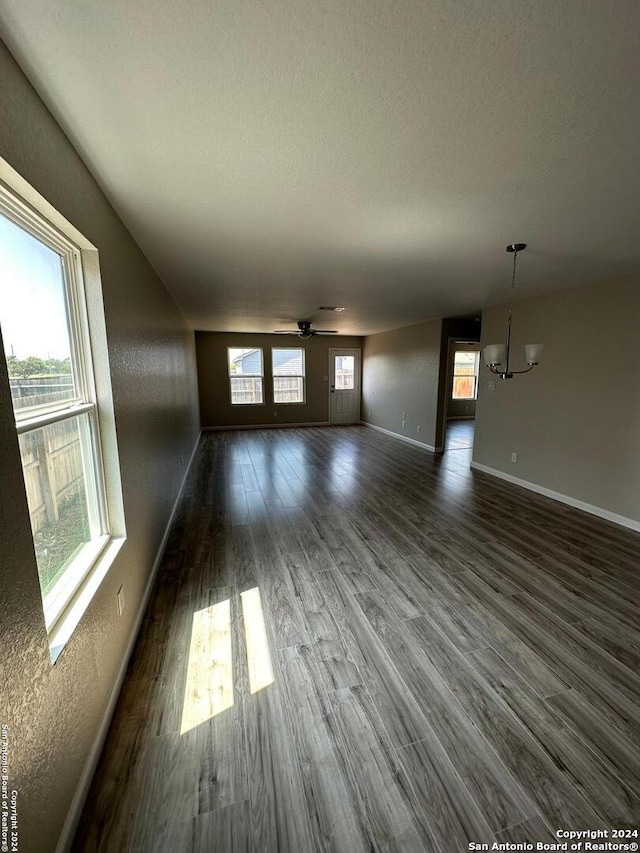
<box><xmin>227</xmin><ymin>346</ymin><xmax>265</xmax><ymax>406</ymax></box>
<box><xmin>0</xmin><ymin>180</ymin><xmax>115</xmax><ymax>655</ymax></box>
<box><xmin>451</xmin><ymin>349</ymin><xmax>480</xmax><ymax>401</ymax></box>
<box><xmin>271</xmin><ymin>346</ymin><xmax>306</xmax><ymax>405</ymax></box>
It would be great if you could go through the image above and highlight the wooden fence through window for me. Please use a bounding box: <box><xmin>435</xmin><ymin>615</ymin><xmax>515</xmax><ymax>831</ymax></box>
<box><xmin>11</xmin><ymin>377</ymin><xmax>83</xmax><ymax>532</ymax></box>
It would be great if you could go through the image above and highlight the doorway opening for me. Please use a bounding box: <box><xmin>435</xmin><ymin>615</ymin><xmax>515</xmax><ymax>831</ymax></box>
<box><xmin>444</xmin><ymin>340</ymin><xmax>480</xmax><ymax>452</ymax></box>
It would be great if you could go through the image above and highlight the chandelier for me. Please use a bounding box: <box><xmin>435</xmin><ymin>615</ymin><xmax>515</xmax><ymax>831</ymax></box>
<box><xmin>483</xmin><ymin>243</ymin><xmax>542</xmax><ymax>379</ymax></box>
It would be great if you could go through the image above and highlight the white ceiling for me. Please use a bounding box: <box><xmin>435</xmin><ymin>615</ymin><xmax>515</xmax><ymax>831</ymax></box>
<box><xmin>1</xmin><ymin>0</ymin><xmax>639</xmax><ymax>335</ymax></box>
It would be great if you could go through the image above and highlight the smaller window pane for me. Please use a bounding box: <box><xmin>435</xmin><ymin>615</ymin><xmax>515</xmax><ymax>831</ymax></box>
<box><xmin>453</xmin><ymin>351</ymin><xmax>477</xmax><ymax>373</ymax></box>
<box><xmin>334</xmin><ymin>355</ymin><xmax>355</xmax><ymax>390</ymax></box>
<box><xmin>228</xmin><ymin>347</ymin><xmax>263</xmax><ymax>376</ymax></box>
<box><xmin>452</xmin><ymin>376</ymin><xmax>476</xmax><ymax>399</ymax></box>
<box><xmin>272</xmin><ymin>348</ymin><xmax>303</xmax><ymax>376</ymax></box>
<box><xmin>230</xmin><ymin>376</ymin><xmax>264</xmax><ymax>405</ymax></box>
<box><xmin>0</xmin><ymin>213</ymin><xmax>79</xmax><ymax>416</ymax></box>
<box><xmin>274</xmin><ymin>377</ymin><xmax>304</xmax><ymax>403</ymax></box>
<box><xmin>18</xmin><ymin>412</ymin><xmax>103</xmax><ymax>599</ymax></box>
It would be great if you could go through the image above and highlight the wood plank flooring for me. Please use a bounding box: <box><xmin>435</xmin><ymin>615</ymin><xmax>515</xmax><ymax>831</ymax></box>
<box><xmin>73</xmin><ymin>424</ymin><xmax>640</xmax><ymax>852</ymax></box>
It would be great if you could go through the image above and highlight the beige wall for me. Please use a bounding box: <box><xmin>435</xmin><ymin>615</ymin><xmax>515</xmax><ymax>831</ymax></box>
<box><xmin>196</xmin><ymin>331</ymin><xmax>362</xmax><ymax>427</ymax></box>
<box><xmin>362</xmin><ymin>319</ymin><xmax>442</xmax><ymax>450</ymax></box>
<box><xmin>0</xmin><ymin>40</ymin><xmax>200</xmax><ymax>851</ymax></box>
<box><xmin>473</xmin><ymin>274</ymin><xmax>640</xmax><ymax>524</ymax></box>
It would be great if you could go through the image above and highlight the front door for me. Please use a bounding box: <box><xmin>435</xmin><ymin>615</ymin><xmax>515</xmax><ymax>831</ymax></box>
<box><xmin>329</xmin><ymin>348</ymin><xmax>361</xmax><ymax>424</ymax></box>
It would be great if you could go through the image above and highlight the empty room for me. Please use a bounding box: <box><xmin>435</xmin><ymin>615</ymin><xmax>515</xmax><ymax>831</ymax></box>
<box><xmin>0</xmin><ymin>1</ymin><xmax>639</xmax><ymax>851</ymax></box>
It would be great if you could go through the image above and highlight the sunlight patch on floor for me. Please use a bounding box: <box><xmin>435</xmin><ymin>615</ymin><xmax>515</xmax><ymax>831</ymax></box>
<box><xmin>180</xmin><ymin>598</ymin><xmax>234</xmax><ymax>734</ymax></box>
<box><xmin>241</xmin><ymin>586</ymin><xmax>274</xmax><ymax>694</ymax></box>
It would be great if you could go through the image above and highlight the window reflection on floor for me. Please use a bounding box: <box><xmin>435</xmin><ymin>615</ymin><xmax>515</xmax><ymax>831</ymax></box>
<box><xmin>180</xmin><ymin>599</ymin><xmax>234</xmax><ymax>734</ymax></box>
<box><xmin>180</xmin><ymin>586</ymin><xmax>275</xmax><ymax>734</ymax></box>
<box><xmin>241</xmin><ymin>587</ymin><xmax>274</xmax><ymax>695</ymax></box>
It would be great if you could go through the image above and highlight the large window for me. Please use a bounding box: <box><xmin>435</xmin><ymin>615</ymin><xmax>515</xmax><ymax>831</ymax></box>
<box><xmin>272</xmin><ymin>347</ymin><xmax>305</xmax><ymax>403</ymax></box>
<box><xmin>452</xmin><ymin>350</ymin><xmax>480</xmax><ymax>400</ymax></box>
<box><xmin>228</xmin><ymin>347</ymin><xmax>264</xmax><ymax>404</ymax></box>
<box><xmin>0</xmin><ymin>186</ymin><xmax>112</xmax><ymax>647</ymax></box>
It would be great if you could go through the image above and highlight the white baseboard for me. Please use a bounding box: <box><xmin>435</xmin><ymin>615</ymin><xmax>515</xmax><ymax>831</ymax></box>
<box><xmin>470</xmin><ymin>461</ymin><xmax>640</xmax><ymax>533</ymax></box>
<box><xmin>56</xmin><ymin>432</ymin><xmax>201</xmax><ymax>853</ymax></box>
<box><xmin>360</xmin><ymin>421</ymin><xmax>442</xmax><ymax>453</ymax></box>
<box><xmin>203</xmin><ymin>421</ymin><xmax>330</xmax><ymax>431</ymax></box>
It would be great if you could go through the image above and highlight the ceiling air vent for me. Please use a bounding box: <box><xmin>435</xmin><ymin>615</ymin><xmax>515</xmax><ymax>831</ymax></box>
<box><xmin>318</xmin><ymin>306</ymin><xmax>346</xmax><ymax>312</ymax></box>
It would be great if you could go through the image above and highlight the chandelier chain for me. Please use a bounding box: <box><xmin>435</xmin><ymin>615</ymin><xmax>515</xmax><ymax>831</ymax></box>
<box><xmin>507</xmin><ymin>246</ymin><xmax>518</xmax><ymax>327</ymax></box>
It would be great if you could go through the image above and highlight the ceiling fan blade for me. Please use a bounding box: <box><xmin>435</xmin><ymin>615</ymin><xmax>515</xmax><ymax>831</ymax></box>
<box><xmin>274</xmin><ymin>321</ymin><xmax>339</xmax><ymax>336</ymax></box>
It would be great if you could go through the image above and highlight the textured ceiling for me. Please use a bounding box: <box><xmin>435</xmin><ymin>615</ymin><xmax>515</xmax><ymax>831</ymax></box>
<box><xmin>1</xmin><ymin>0</ymin><xmax>639</xmax><ymax>335</ymax></box>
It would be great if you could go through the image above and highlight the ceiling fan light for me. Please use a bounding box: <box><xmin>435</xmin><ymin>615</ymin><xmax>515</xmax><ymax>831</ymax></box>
<box><xmin>483</xmin><ymin>344</ymin><xmax>505</xmax><ymax>366</ymax></box>
<box><xmin>525</xmin><ymin>343</ymin><xmax>543</xmax><ymax>365</ymax></box>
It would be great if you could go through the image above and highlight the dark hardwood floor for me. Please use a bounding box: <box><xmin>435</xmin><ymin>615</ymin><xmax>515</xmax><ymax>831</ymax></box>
<box><xmin>444</xmin><ymin>419</ymin><xmax>475</xmax><ymax>451</ymax></box>
<box><xmin>73</xmin><ymin>425</ymin><xmax>640</xmax><ymax>852</ymax></box>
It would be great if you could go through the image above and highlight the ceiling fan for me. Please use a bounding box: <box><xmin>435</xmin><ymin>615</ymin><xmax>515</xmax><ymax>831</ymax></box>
<box><xmin>273</xmin><ymin>320</ymin><xmax>338</xmax><ymax>340</ymax></box>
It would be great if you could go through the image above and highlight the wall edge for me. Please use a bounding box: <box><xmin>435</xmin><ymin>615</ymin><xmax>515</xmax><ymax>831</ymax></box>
<box><xmin>202</xmin><ymin>421</ymin><xmax>331</xmax><ymax>431</ymax></box>
<box><xmin>360</xmin><ymin>421</ymin><xmax>442</xmax><ymax>453</ymax></box>
<box><xmin>470</xmin><ymin>461</ymin><xmax>640</xmax><ymax>533</ymax></box>
<box><xmin>55</xmin><ymin>431</ymin><xmax>201</xmax><ymax>853</ymax></box>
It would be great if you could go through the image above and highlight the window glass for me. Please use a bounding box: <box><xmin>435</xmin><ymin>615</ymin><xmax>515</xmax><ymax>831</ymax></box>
<box><xmin>19</xmin><ymin>413</ymin><xmax>101</xmax><ymax>597</ymax></box>
<box><xmin>0</xmin><ymin>214</ymin><xmax>78</xmax><ymax>416</ymax></box>
<box><xmin>272</xmin><ymin>347</ymin><xmax>305</xmax><ymax>403</ymax></box>
<box><xmin>0</xmin><ymin>201</ymin><xmax>109</xmax><ymax>646</ymax></box>
<box><xmin>452</xmin><ymin>350</ymin><xmax>479</xmax><ymax>400</ymax></box>
<box><xmin>228</xmin><ymin>347</ymin><xmax>264</xmax><ymax>404</ymax></box>
<box><xmin>334</xmin><ymin>355</ymin><xmax>355</xmax><ymax>390</ymax></box>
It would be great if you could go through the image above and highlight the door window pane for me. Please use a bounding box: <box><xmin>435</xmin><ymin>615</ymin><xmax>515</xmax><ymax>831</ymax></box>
<box><xmin>334</xmin><ymin>355</ymin><xmax>355</xmax><ymax>389</ymax></box>
<box><xmin>0</xmin><ymin>213</ymin><xmax>78</xmax><ymax>415</ymax></box>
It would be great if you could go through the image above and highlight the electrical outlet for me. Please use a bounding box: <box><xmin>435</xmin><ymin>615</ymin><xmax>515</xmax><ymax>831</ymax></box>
<box><xmin>416</xmin><ymin>425</ymin><xmax>421</xmax><ymax>433</ymax></box>
<box><xmin>273</xmin><ymin>411</ymin><xmax>278</xmax><ymax>417</ymax></box>
<box><xmin>488</xmin><ymin>381</ymin><xmax>496</xmax><ymax>391</ymax></box>
<box><xmin>180</xmin><ymin>454</ymin><xmax>184</xmax><ymax>467</ymax></box>
<box><xmin>401</xmin><ymin>420</ymin><xmax>406</xmax><ymax>430</ymax></box>
<box><xmin>511</xmin><ymin>452</ymin><xmax>518</xmax><ymax>463</ymax></box>
<box><xmin>116</xmin><ymin>586</ymin><xmax>125</xmax><ymax>616</ymax></box>
<box><xmin>402</xmin><ymin>411</ymin><xmax>406</xmax><ymax>419</ymax></box>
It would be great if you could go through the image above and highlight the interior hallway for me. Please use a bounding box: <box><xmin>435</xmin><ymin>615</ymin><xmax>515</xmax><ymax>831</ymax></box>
<box><xmin>444</xmin><ymin>419</ymin><xmax>475</xmax><ymax>452</ymax></box>
<box><xmin>73</xmin><ymin>426</ymin><xmax>640</xmax><ymax>851</ymax></box>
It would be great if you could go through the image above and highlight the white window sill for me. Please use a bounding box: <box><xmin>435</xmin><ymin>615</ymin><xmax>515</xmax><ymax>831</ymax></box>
<box><xmin>48</xmin><ymin>536</ymin><xmax>126</xmax><ymax>664</ymax></box>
